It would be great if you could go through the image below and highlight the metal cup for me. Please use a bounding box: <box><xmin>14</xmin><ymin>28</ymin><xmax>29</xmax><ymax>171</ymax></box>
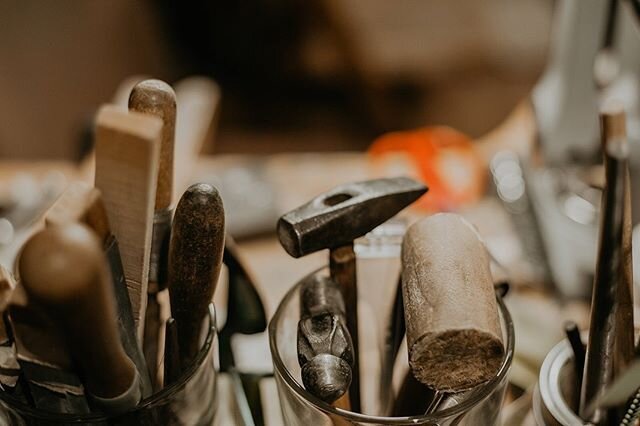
<box><xmin>533</xmin><ymin>339</ymin><xmax>587</xmax><ymax>426</ymax></box>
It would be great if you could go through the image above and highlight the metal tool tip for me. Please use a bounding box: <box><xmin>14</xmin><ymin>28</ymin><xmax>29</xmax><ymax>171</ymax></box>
<box><xmin>301</xmin><ymin>354</ymin><xmax>352</xmax><ymax>403</ymax></box>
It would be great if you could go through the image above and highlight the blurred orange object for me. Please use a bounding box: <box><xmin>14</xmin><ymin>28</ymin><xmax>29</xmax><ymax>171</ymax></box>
<box><xmin>368</xmin><ymin>126</ymin><xmax>486</xmax><ymax>211</ymax></box>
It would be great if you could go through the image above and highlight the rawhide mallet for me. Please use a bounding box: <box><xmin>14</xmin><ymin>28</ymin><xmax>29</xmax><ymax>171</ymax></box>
<box><xmin>401</xmin><ymin>213</ymin><xmax>504</xmax><ymax>394</ymax></box>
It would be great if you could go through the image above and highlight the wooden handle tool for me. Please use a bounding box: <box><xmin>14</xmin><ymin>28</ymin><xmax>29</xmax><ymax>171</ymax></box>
<box><xmin>129</xmin><ymin>79</ymin><xmax>176</xmax><ymax>213</ymax></box>
<box><xmin>43</xmin><ymin>181</ymin><xmax>152</xmax><ymax>397</ymax></box>
<box><xmin>401</xmin><ymin>213</ymin><xmax>504</xmax><ymax>393</ymax></box>
<box><xmin>580</xmin><ymin>103</ymin><xmax>634</xmax><ymax>423</ymax></box>
<box><xmin>129</xmin><ymin>79</ymin><xmax>177</xmax><ymax>389</ymax></box>
<box><xmin>168</xmin><ymin>183</ymin><xmax>225</xmax><ymax>365</ymax></box>
<box><xmin>19</xmin><ymin>224</ymin><xmax>140</xmax><ymax>413</ymax></box>
<box><xmin>94</xmin><ymin>104</ymin><xmax>161</xmax><ymax>340</ymax></box>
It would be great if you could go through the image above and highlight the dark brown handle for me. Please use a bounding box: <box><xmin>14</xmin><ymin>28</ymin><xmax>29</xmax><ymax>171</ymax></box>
<box><xmin>168</xmin><ymin>183</ymin><xmax>225</xmax><ymax>365</ymax></box>
<box><xmin>19</xmin><ymin>224</ymin><xmax>137</xmax><ymax>404</ymax></box>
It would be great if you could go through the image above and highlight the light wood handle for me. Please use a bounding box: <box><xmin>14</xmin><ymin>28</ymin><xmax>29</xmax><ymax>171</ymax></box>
<box><xmin>94</xmin><ymin>104</ymin><xmax>162</xmax><ymax>339</ymax></box>
<box><xmin>401</xmin><ymin>213</ymin><xmax>503</xmax><ymax>392</ymax></box>
<box><xmin>19</xmin><ymin>224</ymin><xmax>137</xmax><ymax>402</ymax></box>
<box><xmin>128</xmin><ymin>79</ymin><xmax>176</xmax><ymax>210</ymax></box>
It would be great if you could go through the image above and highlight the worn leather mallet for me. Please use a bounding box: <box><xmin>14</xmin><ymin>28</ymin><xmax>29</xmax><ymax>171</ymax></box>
<box><xmin>19</xmin><ymin>224</ymin><xmax>141</xmax><ymax>414</ymax></box>
<box><xmin>401</xmin><ymin>213</ymin><xmax>504</xmax><ymax>396</ymax></box>
<box><xmin>278</xmin><ymin>176</ymin><xmax>427</xmax><ymax>411</ymax></box>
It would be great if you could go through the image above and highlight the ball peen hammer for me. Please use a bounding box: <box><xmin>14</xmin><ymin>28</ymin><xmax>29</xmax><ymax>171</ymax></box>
<box><xmin>278</xmin><ymin>176</ymin><xmax>427</xmax><ymax>412</ymax></box>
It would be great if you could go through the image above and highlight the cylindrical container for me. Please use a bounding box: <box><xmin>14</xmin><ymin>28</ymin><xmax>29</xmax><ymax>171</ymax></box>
<box><xmin>533</xmin><ymin>339</ymin><xmax>587</xmax><ymax>426</ymax></box>
<box><xmin>0</xmin><ymin>305</ymin><xmax>219</xmax><ymax>426</ymax></box>
<box><xmin>269</xmin><ymin>268</ymin><xmax>515</xmax><ymax>425</ymax></box>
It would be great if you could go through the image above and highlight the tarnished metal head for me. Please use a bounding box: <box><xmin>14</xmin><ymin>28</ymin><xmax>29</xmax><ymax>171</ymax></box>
<box><xmin>300</xmin><ymin>274</ymin><xmax>345</xmax><ymax>319</ymax></box>
<box><xmin>277</xmin><ymin>177</ymin><xmax>427</xmax><ymax>258</ymax></box>
<box><xmin>301</xmin><ymin>353</ymin><xmax>352</xmax><ymax>403</ymax></box>
<box><xmin>297</xmin><ymin>312</ymin><xmax>354</xmax><ymax>369</ymax></box>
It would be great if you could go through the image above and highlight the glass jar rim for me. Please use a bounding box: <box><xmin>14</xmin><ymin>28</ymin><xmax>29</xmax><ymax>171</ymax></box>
<box><xmin>0</xmin><ymin>304</ymin><xmax>217</xmax><ymax>422</ymax></box>
<box><xmin>268</xmin><ymin>268</ymin><xmax>515</xmax><ymax>425</ymax></box>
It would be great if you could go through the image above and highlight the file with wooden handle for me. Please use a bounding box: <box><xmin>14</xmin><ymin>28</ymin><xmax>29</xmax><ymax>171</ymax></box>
<box><xmin>168</xmin><ymin>183</ymin><xmax>225</xmax><ymax>366</ymax></box>
<box><xmin>129</xmin><ymin>79</ymin><xmax>177</xmax><ymax>389</ymax></box>
<box><xmin>94</xmin><ymin>105</ymin><xmax>162</xmax><ymax>340</ymax></box>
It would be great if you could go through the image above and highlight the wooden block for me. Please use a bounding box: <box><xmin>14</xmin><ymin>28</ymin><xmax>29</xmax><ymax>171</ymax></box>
<box><xmin>94</xmin><ymin>105</ymin><xmax>161</xmax><ymax>339</ymax></box>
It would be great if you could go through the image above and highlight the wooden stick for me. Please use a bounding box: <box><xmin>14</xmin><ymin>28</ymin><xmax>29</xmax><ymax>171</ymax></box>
<box><xmin>19</xmin><ymin>224</ymin><xmax>140</xmax><ymax>412</ymax></box>
<box><xmin>94</xmin><ymin>105</ymin><xmax>161</xmax><ymax>340</ymax></box>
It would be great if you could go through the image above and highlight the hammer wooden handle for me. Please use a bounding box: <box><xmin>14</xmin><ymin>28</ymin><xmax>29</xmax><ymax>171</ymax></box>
<box><xmin>168</xmin><ymin>183</ymin><xmax>225</xmax><ymax>365</ymax></box>
<box><xmin>19</xmin><ymin>224</ymin><xmax>138</xmax><ymax>409</ymax></box>
<box><xmin>402</xmin><ymin>213</ymin><xmax>504</xmax><ymax>392</ymax></box>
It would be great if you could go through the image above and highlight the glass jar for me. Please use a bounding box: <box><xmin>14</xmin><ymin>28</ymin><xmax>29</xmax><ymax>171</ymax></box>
<box><xmin>269</xmin><ymin>268</ymin><xmax>515</xmax><ymax>425</ymax></box>
<box><xmin>0</xmin><ymin>305</ymin><xmax>218</xmax><ymax>426</ymax></box>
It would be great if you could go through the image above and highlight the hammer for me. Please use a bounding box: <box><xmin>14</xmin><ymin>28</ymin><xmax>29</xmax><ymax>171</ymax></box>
<box><xmin>401</xmin><ymin>214</ymin><xmax>504</xmax><ymax>405</ymax></box>
<box><xmin>278</xmin><ymin>176</ymin><xmax>427</xmax><ymax>411</ymax></box>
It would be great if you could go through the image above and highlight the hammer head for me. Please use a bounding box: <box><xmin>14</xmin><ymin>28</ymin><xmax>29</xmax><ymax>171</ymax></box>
<box><xmin>277</xmin><ymin>177</ymin><xmax>427</xmax><ymax>258</ymax></box>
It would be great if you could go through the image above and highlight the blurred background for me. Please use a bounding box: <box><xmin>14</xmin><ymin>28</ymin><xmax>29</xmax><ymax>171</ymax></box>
<box><xmin>0</xmin><ymin>0</ymin><xmax>551</xmax><ymax>159</ymax></box>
